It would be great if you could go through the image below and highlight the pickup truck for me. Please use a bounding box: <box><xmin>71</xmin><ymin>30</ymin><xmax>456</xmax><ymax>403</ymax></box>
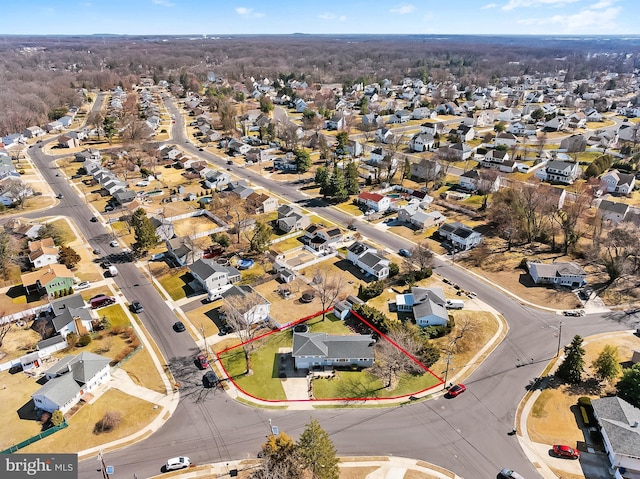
<box><xmin>446</xmin><ymin>299</ymin><xmax>465</xmax><ymax>310</ymax></box>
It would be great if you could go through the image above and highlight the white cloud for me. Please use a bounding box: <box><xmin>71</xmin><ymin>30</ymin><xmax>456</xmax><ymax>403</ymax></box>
<box><xmin>390</xmin><ymin>4</ymin><xmax>416</xmax><ymax>14</ymax></box>
<box><xmin>151</xmin><ymin>0</ymin><xmax>174</xmax><ymax>7</ymax></box>
<box><xmin>481</xmin><ymin>3</ymin><xmax>499</xmax><ymax>8</ymax></box>
<box><xmin>338</xmin><ymin>15</ymin><xmax>347</xmax><ymax>22</ymax></box>
<box><xmin>235</xmin><ymin>7</ymin><xmax>264</xmax><ymax>18</ymax></box>
<box><xmin>517</xmin><ymin>4</ymin><xmax>621</xmax><ymax>32</ymax></box>
<box><xmin>502</xmin><ymin>0</ymin><xmax>579</xmax><ymax>11</ymax></box>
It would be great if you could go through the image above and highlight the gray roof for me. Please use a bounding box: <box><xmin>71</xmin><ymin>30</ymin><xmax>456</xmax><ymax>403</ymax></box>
<box><xmin>189</xmin><ymin>259</ymin><xmax>239</xmax><ymax>281</ymax></box>
<box><xmin>49</xmin><ymin>294</ymin><xmax>91</xmax><ymax>333</ymax></box>
<box><xmin>37</xmin><ymin>334</ymin><xmax>67</xmax><ymax>350</ymax></box>
<box><xmin>592</xmin><ymin>396</ymin><xmax>640</xmax><ymax>459</ymax></box>
<box><xmin>292</xmin><ymin>332</ymin><xmax>374</xmax><ymax>360</ymax></box>
<box><xmin>528</xmin><ymin>261</ymin><xmax>586</xmax><ymax>278</ymax></box>
<box><xmin>599</xmin><ymin>200</ymin><xmax>629</xmax><ymax>215</ymax></box>
<box><xmin>359</xmin><ymin>251</ymin><xmax>387</xmax><ymax>269</ymax></box>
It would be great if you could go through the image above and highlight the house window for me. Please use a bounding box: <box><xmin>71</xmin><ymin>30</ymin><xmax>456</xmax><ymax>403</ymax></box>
<box><xmin>336</xmin><ymin>358</ymin><xmax>348</xmax><ymax>362</ymax></box>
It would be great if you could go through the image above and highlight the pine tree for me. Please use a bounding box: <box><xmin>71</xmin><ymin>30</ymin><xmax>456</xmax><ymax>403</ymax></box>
<box><xmin>131</xmin><ymin>208</ymin><xmax>159</xmax><ymax>254</ymax></box>
<box><xmin>249</xmin><ymin>221</ymin><xmax>272</xmax><ymax>253</ymax></box>
<box><xmin>345</xmin><ymin>161</ymin><xmax>360</xmax><ymax>195</ymax></box>
<box><xmin>592</xmin><ymin>345</ymin><xmax>621</xmax><ymax>383</ymax></box>
<box><xmin>328</xmin><ymin>167</ymin><xmax>348</xmax><ymax>202</ymax></box>
<box><xmin>556</xmin><ymin>335</ymin><xmax>585</xmax><ymax>384</ymax></box>
<box><xmin>617</xmin><ymin>363</ymin><xmax>640</xmax><ymax>408</ymax></box>
<box><xmin>295</xmin><ymin>149</ymin><xmax>312</xmax><ymax>173</ymax></box>
<box><xmin>297</xmin><ymin>419</ymin><xmax>339</xmax><ymax>479</ymax></box>
<box><xmin>315</xmin><ymin>166</ymin><xmax>330</xmax><ymax>197</ymax></box>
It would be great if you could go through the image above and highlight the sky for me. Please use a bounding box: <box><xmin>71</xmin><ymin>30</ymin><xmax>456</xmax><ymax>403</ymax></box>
<box><xmin>3</xmin><ymin>0</ymin><xmax>639</xmax><ymax>36</ymax></box>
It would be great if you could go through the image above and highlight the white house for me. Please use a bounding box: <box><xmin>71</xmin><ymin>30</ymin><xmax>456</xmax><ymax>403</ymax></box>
<box><xmin>494</xmin><ymin>132</ymin><xmax>518</xmax><ymax>148</ymax></box>
<box><xmin>48</xmin><ymin>294</ymin><xmax>96</xmax><ymax>339</ymax></box>
<box><xmin>534</xmin><ymin>160</ymin><xmax>580</xmax><ymax>185</ymax></box>
<box><xmin>28</xmin><ymin>238</ymin><xmax>59</xmax><ymax>268</ymax></box>
<box><xmin>438</xmin><ymin>222</ymin><xmax>483</xmax><ymax>251</ymax></box>
<box><xmin>592</xmin><ymin>396</ymin><xmax>640</xmax><ymax>479</ymax></box>
<box><xmin>397</xmin><ymin>202</ymin><xmax>446</xmax><ymax>230</ymax></box>
<box><xmin>395</xmin><ymin>287</ymin><xmax>449</xmax><ymax>327</ymax></box>
<box><xmin>221</xmin><ymin>285</ymin><xmax>271</xmax><ymax>325</ymax></box>
<box><xmin>189</xmin><ymin>259</ymin><xmax>241</xmax><ymax>295</ymax></box>
<box><xmin>357</xmin><ymin>191</ymin><xmax>391</xmax><ymax>212</ymax></box>
<box><xmin>32</xmin><ymin>352</ymin><xmax>111</xmax><ymax>413</ymax></box>
<box><xmin>526</xmin><ymin>261</ymin><xmax>587</xmax><ymax>287</ymax></box>
<box><xmin>599</xmin><ymin>170</ymin><xmax>636</xmax><ymax>195</ymax></box>
<box><xmin>597</xmin><ymin>199</ymin><xmax>629</xmax><ymax>225</ymax></box>
<box><xmin>347</xmin><ymin>241</ymin><xmax>389</xmax><ymax>280</ymax></box>
<box><xmin>409</xmin><ymin>133</ymin><xmax>435</xmax><ymax>152</ymax></box>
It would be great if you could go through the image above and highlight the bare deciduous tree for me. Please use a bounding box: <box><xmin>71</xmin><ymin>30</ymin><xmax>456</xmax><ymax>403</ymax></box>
<box><xmin>0</xmin><ymin>323</ymin><xmax>12</xmax><ymax>348</ymax></box>
<box><xmin>312</xmin><ymin>267</ymin><xmax>347</xmax><ymax>321</ymax></box>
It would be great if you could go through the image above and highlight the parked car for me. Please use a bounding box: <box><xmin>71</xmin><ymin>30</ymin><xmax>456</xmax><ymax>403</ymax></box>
<box><xmin>196</xmin><ymin>354</ymin><xmax>209</xmax><ymax>369</ymax></box>
<box><xmin>75</xmin><ymin>281</ymin><xmax>90</xmax><ymax>290</ymax></box>
<box><xmin>130</xmin><ymin>301</ymin><xmax>144</xmax><ymax>313</ymax></box>
<box><xmin>398</xmin><ymin>248</ymin><xmax>412</xmax><ymax>258</ymax></box>
<box><xmin>56</xmin><ymin>193</ymin><xmax>64</xmax><ymax>199</ymax></box>
<box><xmin>90</xmin><ymin>295</ymin><xmax>115</xmax><ymax>309</ymax></box>
<box><xmin>203</xmin><ymin>371</ymin><xmax>218</xmax><ymax>388</ymax></box>
<box><xmin>552</xmin><ymin>445</ymin><xmax>580</xmax><ymax>459</ymax></box>
<box><xmin>447</xmin><ymin>384</ymin><xmax>466</xmax><ymax>397</ymax></box>
<box><xmin>218</xmin><ymin>325</ymin><xmax>232</xmax><ymax>336</ymax></box>
<box><xmin>165</xmin><ymin>457</ymin><xmax>190</xmax><ymax>471</ymax></box>
<box><xmin>347</xmin><ymin>223</ymin><xmax>357</xmax><ymax>231</ymax></box>
<box><xmin>173</xmin><ymin>321</ymin><xmax>186</xmax><ymax>332</ymax></box>
<box><xmin>563</xmin><ymin>310</ymin><xmax>585</xmax><ymax>317</ymax></box>
<box><xmin>109</xmin><ymin>240</ymin><xmax>119</xmax><ymax>247</ymax></box>
<box><xmin>499</xmin><ymin>468</ymin><xmax>525</xmax><ymax>479</ymax></box>
<box><xmin>90</xmin><ymin>216</ymin><xmax>98</xmax><ymax>222</ymax></box>
<box><xmin>150</xmin><ymin>252</ymin><xmax>165</xmax><ymax>261</ymax></box>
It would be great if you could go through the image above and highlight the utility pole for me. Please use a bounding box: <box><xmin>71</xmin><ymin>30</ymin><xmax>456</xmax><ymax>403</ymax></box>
<box><xmin>556</xmin><ymin>321</ymin><xmax>563</xmax><ymax>357</ymax></box>
<box><xmin>443</xmin><ymin>352</ymin><xmax>454</xmax><ymax>389</ymax></box>
<box><xmin>97</xmin><ymin>450</ymin><xmax>110</xmax><ymax>479</ymax></box>
<box><xmin>200</xmin><ymin>323</ymin><xmax>209</xmax><ymax>357</ymax></box>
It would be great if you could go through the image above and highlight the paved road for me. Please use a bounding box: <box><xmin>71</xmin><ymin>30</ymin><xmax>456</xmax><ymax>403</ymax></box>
<box><xmin>23</xmin><ymin>93</ymin><xmax>634</xmax><ymax>479</ymax></box>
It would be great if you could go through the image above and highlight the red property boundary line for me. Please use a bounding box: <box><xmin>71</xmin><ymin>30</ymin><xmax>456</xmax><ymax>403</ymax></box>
<box><xmin>214</xmin><ymin>308</ymin><xmax>445</xmax><ymax>403</ymax></box>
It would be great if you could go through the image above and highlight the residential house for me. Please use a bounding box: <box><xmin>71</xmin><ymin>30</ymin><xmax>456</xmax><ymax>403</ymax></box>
<box><xmin>409</xmin><ymin>133</ymin><xmax>435</xmax><ymax>152</ymax></box>
<box><xmin>369</xmin><ymin>147</ymin><xmax>386</xmax><ymax>164</ymax></box>
<box><xmin>346</xmin><ymin>140</ymin><xmax>363</xmax><ymax>157</ymax></box>
<box><xmin>228</xmin><ymin>139</ymin><xmax>252</xmax><ymax>156</ymax></box>
<box><xmin>48</xmin><ymin>294</ymin><xmax>95</xmax><ymax>339</ymax></box>
<box><xmin>439</xmin><ymin>143</ymin><xmax>472</xmax><ymax>161</ymax></box>
<box><xmin>361</xmin><ymin>113</ymin><xmax>382</xmax><ymax>128</ymax></box>
<box><xmin>246</xmin><ymin>192</ymin><xmax>278</xmax><ymax>214</ymax></box>
<box><xmin>75</xmin><ymin>149</ymin><xmax>101</xmax><ymax>163</ymax></box>
<box><xmin>494</xmin><ymin>132</ymin><xmax>518</xmax><ymax>148</ymax></box>
<box><xmin>303</xmin><ymin>224</ymin><xmax>343</xmax><ymax>252</ymax></box>
<box><xmin>481</xmin><ymin>150</ymin><xmax>516</xmax><ymax>173</ymax></box>
<box><xmin>375</xmin><ymin>128</ymin><xmax>394</xmax><ymax>144</ymax></box>
<box><xmin>566</xmin><ymin>112</ymin><xmax>587</xmax><ymax>130</ymax></box>
<box><xmin>458</xmin><ymin>170</ymin><xmax>480</xmax><ymax>191</ymax></box>
<box><xmin>273</xmin><ymin>157</ymin><xmax>298</xmax><ymax>171</ymax></box>
<box><xmin>395</xmin><ymin>287</ymin><xmax>449</xmax><ymax>327</ymax></box>
<box><xmin>420</xmin><ymin>122</ymin><xmax>445</xmax><ymax>136</ymax></box>
<box><xmin>411</xmin><ymin>107</ymin><xmax>436</xmax><ymax>120</ymax></box>
<box><xmin>221</xmin><ymin>285</ymin><xmax>271</xmax><ymax>325</ymax></box>
<box><xmin>0</xmin><ymin>155</ymin><xmax>18</xmax><ymax>181</ymax></box>
<box><xmin>534</xmin><ymin>160</ymin><xmax>580</xmax><ymax>184</ymax></box>
<box><xmin>591</xmin><ymin>396</ymin><xmax>640</xmax><ymax>478</ymax></box>
<box><xmin>275</xmin><ymin>204</ymin><xmax>310</xmax><ymax>233</ymax></box>
<box><xmin>357</xmin><ymin>191</ymin><xmax>391</xmax><ymax>212</ymax></box>
<box><xmin>189</xmin><ymin>258</ymin><xmax>240</xmax><ymax>295</ymax></box>
<box><xmin>526</xmin><ymin>261</ymin><xmax>587</xmax><ymax>287</ymax></box>
<box><xmin>32</xmin><ymin>352</ymin><xmax>111</xmax><ymax>414</ymax></box>
<box><xmin>28</xmin><ymin>238</ymin><xmax>59</xmax><ymax>268</ymax></box>
<box><xmin>227</xmin><ymin>181</ymin><xmax>255</xmax><ymax>200</ymax></box>
<box><xmin>45</xmin><ymin>120</ymin><xmax>64</xmax><ymax>133</ymax></box>
<box><xmin>325</xmin><ymin>112</ymin><xmax>347</xmax><ymax>131</ymax></box>
<box><xmin>597</xmin><ymin>199</ymin><xmax>629</xmax><ymax>224</ymax></box>
<box><xmin>599</xmin><ymin>169</ymin><xmax>636</xmax><ymax>195</ymax></box>
<box><xmin>291</xmin><ymin>331</ymin><xmax>375</xmax><ymax>370</ymax></box>
<box><xmin>102</xmin><ymin>178</ymin><xmax>127</xmax><ymax>196</ymax></box>
<box><xmin>508</xmin><ymin>122</ymin><xmax>538</xmax><ymax>137</ymax></box>
<box><xmin>12</xmin><ymin>220</ymin><xmax>43</xmax><ymax>239</ymax></box>
<box><xmin>112</xmin><ymin>189</ymin><xmax>136</xmax><ymax>205</ymax></box>
<box><xmin>391</xmin><ymin>109</ymin><xmax>411</xmax><ymax>123</ymax></box>
<box><xmin>57</xmin><ymin>134</ymin><xmax>79</xmax><ymax>149</ymax></box>
<box><xmin>496</xmin><ymin>108</ymin><xmax>521</xmax><ymax>123</ymax></box>
<box><xmin>544</xmin><ymin>117</ymin><xmax>565</xmax><ymax>132</ymax></box>
<box><xmin>165</xmin><ymin>236</ymin><xmax>202</xmax><ymax>266</ymax></box>
<box><xmin>20</xmin><ymin>264</ymin><xmax>75</xmax><ymax>297</ymax></box>
<box><xmin>202</xmin><ymin>169</ymin><xmax>231</xmax><ymax>190</ymax></box>
<box><xmin>332</xmin><ymin>295</ymin><xmax>364</xmax><ymax>320</ymax></box>
<box><xmin>346</xmin><ymin>241</ymin><xmax>390</xmax><ymax>280</ymax></box>
<box><xmin>2</xmin><ymin>133</ymin><xmax>25</xmax><ymax>147</ymax></box>
<box><xmin>148</xmin><ymin>216</ymin><xmax>176</xmax><ymax>241</ymax></box>
<box><xmin>397</xmin><ymin>202</ymin><xmax>446</xmax><ymax>230</ymax></box>
<box><xmin>58</xmin><ymin>115</ymin><xmax>74</xmax><ymax>129</ymax></box>
<box><xmin>438</xmin><ymin>222</ymin><xmax>483</xmax><ymax>251</ymax></box>
<box><xmin>410</xmin><ymin>158</ymin><xmax>442</xmax><ymax>181</ymax></box>
<box><xmin>560</xmin><ymin>134</ymin><xmax>587</xmax><ymax>153</ymax></box>
<box><xmin>23</xmin><ymin>126</ymin><xmax>45</xmax><ymax>139</ymax></box>
<box><xmin>453</xmin><ymin>124</ymin><xmax>475</xmax><ymax>142</ymax></box>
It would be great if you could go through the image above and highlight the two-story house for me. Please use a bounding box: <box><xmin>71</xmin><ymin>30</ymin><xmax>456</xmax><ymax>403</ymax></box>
<box><xmin>20</xmin><ymin>264</ymin><xmax>75</xmax><ymax>298</ymax></box>
<box><xmin>357</xmin><ymin>191</ymin><xmax>391</xmax><ymax>212</ymax></box>
<box><xmin>438</xmin><ymin>222</ymin><xmax>483</xmax><ymax>251</ymax></box>
<box><xmin>189</xmin><ymin>258</ymin><xmax>241</xmax><ymax>297</ymax></box>
<box><xmin>28</xmin><ymin>238</ymin><xmax>59</xmax><ymax>268</ymax></box>
<box><xmin>303</xmin><ymin>224</ymin><xmax>343</xmax><ymax>252</ymax></box>
<box><xmin>410</xmin><ymin>158</ymin><xmax>442</xmax><ymax>182</ymax></box>
<box><xmin>347</xmin><ymin>242</ymin><xmax>389</xmax><ymax>280</ymax></box>
<box><xmin>246</xmin><ymin>192</ymin><xmax>278</xmax><ymax>214</ymax></box>
<box><xmin>597</xmin><ymin>199</ymin><xmax>629</xmax><ymax>224</ymax></box>
<box><xmin>409</xmin><ymin>133</ymin><xmax>435</xmax><ymax>152</ymax></box>
<box><xmin>221</xmin><ymin>285</ymin><xmax>271</xmax><ymax>325</ymax></box>
<box><xmin>599</xmin><ymin>169</ymin><xmax>636</xmax><ymax>195</ymax></box>
<box><xmin>534</xmin><ymin>160</ymin><xmax>580</xmax><ymax>185</ymax></box>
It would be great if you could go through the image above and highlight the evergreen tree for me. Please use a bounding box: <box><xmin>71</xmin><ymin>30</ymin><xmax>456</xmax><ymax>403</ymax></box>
<box><xmin>249</xmin><ymin>221</ymin><xmax>272</xmax><ymax>253</ymax></box>
<box><xmin>297</xmin><ymin>419</ymin><xmax>339</xmax><ymax>479</ymax></box>
<box><xmin>345</xmin><ymin>161</ymin><xmax>360</xmax><ymax>195</ymax></box>
<box><xmin>556</xmin><ymin>335</ymin><xmax>585</xmax><ymax>384</ymax></box>
<box><xmin>315</xmin><ymin>166</ymin><xmax>330</xmax><ymax>197</ymax></box>
<box><xmin>328</xmin><ymin>167</ymin><xmax>348</xmax><ymax>202</ymax></box>
<box><xmin>295</xmin><ymin>149</ymin><xmax>312</xmax><ymax>173</ymax></box>
<box><xmin>592</xmin><ymin>345</ymin><xmax>621</xmax><ymax>383</ymax></box>
<box><xmin>617</xmin><ymin>363</ymin><xmax>640</xmax><ymax>408</ymax></box>
<box><xmin>255</xmin><ymin>432</ymin><xmax>302</xmax><ymax>479</ymax></box>
<box><xmin>131</xmin><ymin>208</ymin><xmax>159</xmax><ymax>254</ymax></box>
<box><xmin>103</xmin><ymin>116</ymin><xmax>117</xmax><ymax>144</ymax></box>
<box><xmin>335</xmin><ymin>131</ymin><xmax>349</xmax><ymax>158</ymax></box>
<box><xmin>259</xmin><ymin>95</ymin><xmax>274</xmax><ymax>114</ymax></box>
<box><xmin>51</xmin><ymin>410</ymin><xmax>65</xmax><ymax>427</ymax></box>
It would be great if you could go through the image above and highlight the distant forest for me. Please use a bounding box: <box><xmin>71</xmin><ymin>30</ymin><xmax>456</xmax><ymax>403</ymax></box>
<box><xmin>1</xmin><ymin>34</ymin><xmax>639</xmax><ymax>135</ymax></box>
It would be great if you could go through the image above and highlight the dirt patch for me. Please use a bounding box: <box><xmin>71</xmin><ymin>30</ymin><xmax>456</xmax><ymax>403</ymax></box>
<box><xmin>172</xmin><ymin>214</ymin><xmax>220</xmax><ymax>237</ymax></box>
<box><xmin>0</xmin><ymin>323</ymin><xmax>43</xmax><ymax>362</ymax></box>
<box><xmin>338</xmin><ymin>466</ymin><xmax>380</xmax><ymax>479</ymax></box>
<box><xmin>403</xmin><ymin>470</ymin><xmax>442</xmax><ymax>479</ymax></box>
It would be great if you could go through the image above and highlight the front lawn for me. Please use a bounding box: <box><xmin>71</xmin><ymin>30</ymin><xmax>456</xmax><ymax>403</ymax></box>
<box><xmin>99</xmin><ymin>304</ymin><xmax>131</xmax><ymax>329</ymax></box>
<box><xmin>157</xmin><ymin>270</ymin><xmax>196</xmax><ymax>300</ymax></box>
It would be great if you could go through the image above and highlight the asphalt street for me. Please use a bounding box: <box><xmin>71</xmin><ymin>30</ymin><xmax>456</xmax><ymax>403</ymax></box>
<box><xmin>19</xmin><ymin>93</ymin><xmax>636</xmax><ymax>479</ymax></box>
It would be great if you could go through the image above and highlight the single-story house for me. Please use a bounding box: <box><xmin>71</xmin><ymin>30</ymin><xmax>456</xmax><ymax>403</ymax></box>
<box><xmin>395</xmin><ymin>287</ymin><xmax>449</xmax><ymax>327</ymax></box>
<box><xmin>526</xmin><ymin>261</ymin><xmax>587</xmax><ymax>287</ymax></box>
<box><xmin>112</xmin><ymin>189</ymin><xmax>136</xmax><ymax>205</ymax></box>
<box><xmin>397</xmin><ymin>202</ymin><xmax>446</xmax><ymax>229</ymax></box>
<box><xmin>165</xmin><ymin>236</ymin><xmax>202</xmax><ymax>266</ymax></box>
<box><xmin>291</xmin><ymin>331</ymin><xmax>375</xmax><ymax>370</ymax></box>
<box><xmin>32</xmin><ymin>352</ymin><xmax>111</xmax><ymax>414</ymax></box>
<box><xmin>591</xmin><ymin>396</ymin><xmax>640</xmax><ymax>478</ymax></box>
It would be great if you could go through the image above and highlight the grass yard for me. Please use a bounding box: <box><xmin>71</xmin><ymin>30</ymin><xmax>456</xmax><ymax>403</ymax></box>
<box><xmin>121</xmin><ymin>346</ymin><xmax>167</xmax><ymax>394</ymax></box>
<box><xmin>172</xmin><ymin>215</ymin><xmax>220</xmax><ymax>237</ymax></box>
<box><xmin>270</xmin><ymin>234</ymin><xmax>305</xmax><ymax>253</ymax></box>
<box><xmin>157</xmin><ymin>269</ymin><xmax>196</xmax><ymax>301</ymax></box>
<box><xmin>336</xmin><ymin>202</ymin><xmax>364</xmax><ymax>216</ymax></box>
<box><xmin>0</xmin><ymin>323</ymin><xmax>43</xmax><ymax>362</ymax></box>
<box><xmin>20</xmin><ymin>389</ymin><xmax>160</xmax><ymax>454</ymax></box>
<box><xmin>219</xmin><ymin>331</ymin><xmax>290</xmax><ymax>401</ymax></box>
<box><xmin>49</xmin><ymin>218</ymin><xmax>75</xmax><ymax>245</ymax></box>
<box><xmin>0</xmin><ymin>369</ymin><xmax>45</xmax><ymax>450</ymax></box>
<box><xmin>306</xmin><ymin>313</ymin><xmax>353</xmax><ymax>335</ymax></box>
<box><xmin>99</xmin><ymin>304</ymin><xmax>131</xmax><ymax>329</ymax></box>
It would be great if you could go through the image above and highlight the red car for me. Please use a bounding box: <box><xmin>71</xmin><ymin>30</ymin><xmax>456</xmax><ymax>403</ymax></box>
<box><xmin>553</xmin><ymin>444</ymin><xmax>580</xmax><ymax>459</ymax></box>
<box><xmin>447</xmin><ymin>384</ymin><xmax>466</xmax><ymax>397</ymax></box>
<box><xmin>196</xmin><ymin>354</ymin><xmax>209</xmax><ymax>370</ymax></box>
